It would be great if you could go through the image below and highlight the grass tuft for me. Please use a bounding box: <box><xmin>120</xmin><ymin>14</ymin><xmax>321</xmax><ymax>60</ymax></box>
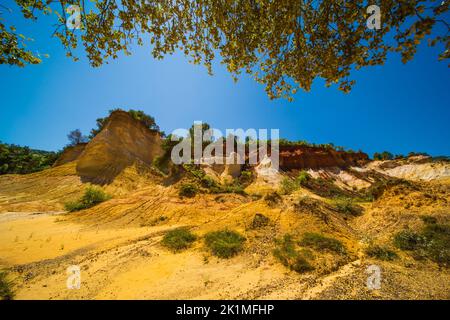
<box><xmin>205</xmin><ymin>230</ymin><xmax>246</xmax><ymax>258</ymax></box>
<box><xmin>333</xmin><ymin>197</ymin><xmax>362</xmax><ymax>216</ymax></box>
<box><xmin>393</xmin><ymin>224</ymin><xmax>450</xmax><ymax>267</ymax></box>
<box><xmin>179</xmin><ymin>183</ymin><xmax>198</xmax><ymax>198</ymax></box>
<box><xmin>365</xmin><ymin>245</ymin><xmax>398</xmax><ymax>261</ymax></box>
<box><xmin>64</xmin><ymin>186</ymin><xmax>110</xmax><ymax>212</ymax></box>
<box><xmin>0</xmin><ymin>271</ymin><xmax>14</xmax><ymax>300</ymax></box>
<box><xmin>161</xmin><ymin>228</ymin><xmax>197</xmax><ymax>252</ymax></box>
<box><xmin>273</xmin><ymin>234</ymin><xmax>314</xmax><ymax>273</ymax></box>
<box><xmin>264</xmin><ymin>192</ymin><xmax>282</xmax><ymax>207</ymax></box>
<box><xmin>300</xmin><ymin>232</ymin><xmax>346</xmax><ymax>254</ymax></box>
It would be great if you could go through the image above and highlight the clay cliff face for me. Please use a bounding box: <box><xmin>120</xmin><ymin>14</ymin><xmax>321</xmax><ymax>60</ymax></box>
<box><xmin>278</xmin><ymin>146</ymin><xmax>368</xmax><ymax>170</ymax></box>
<box><xmin>53</xmin><ymin>143</ymin><xmax>87</xmax><ymax>167</ymax></box>
<box><xmin>76</xmin><ymin>110</ymin><xmax>163</xmax><ymax>183</ymax></box>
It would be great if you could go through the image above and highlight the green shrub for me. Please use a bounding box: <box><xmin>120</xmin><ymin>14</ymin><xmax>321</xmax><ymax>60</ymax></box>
<box><xmin>393</xmin><ymin>230</ymin><xmax>424</xmax><ymax>250</ymax></box>
<box><xmin>393</xmin><ymin>224</ymin><xmax>450</xmax><ymax>267</ymax></box>
<box><xmin>219</xmin><ymin>183</ymin><xmax>246</xmax><ymax>195</ymax></box>
<box><xmin>250</xmin><ymin>213</ymin><xmax>270</xmax><ymax>229</ymax></box>
<box><xmin>264</xmin><ymin>192</ymin><xmax>282</xmax><ymax>206</ymax></box>
<box><xmin>300</xmin><ymin>232</ymin><xmax>346</xmax><ymax>254</ymax></box>
<box><xmin>373</xmin><ymin>151</ymin><xmax>394</xmax><ymax>161</ymax></box>
<box><xmin>239</xmin><ymin>170</ymin><xmax>253</xmax><ymax>184</ymax></box>
<box><xmin>421</xmin><ymin>216</ymin><xmax>438</xmax><ymax>225</ymax></box>
<box><xmin>162</xmin><ymin>228</ymin><xmax>197</xmax><ymax>252</ymax></box>
<box><xmin>205</xmin><ymin>230</ymin><xmax>246</xmax><ymax>258</ymax></box>
<box><xmin>296</xmin><ymin>170</ymin><xmax>311</xmax><ymax>186</ymax></box>
<box><xmin>64</xmin><ymin>186</ymin><xmax>110</xmax><ymax>212</ymax></box>
<box><xmin>280</xmin><ymin>177</ymin><xmax>298</xmax><ymax>194</ymax></box>
<box><xmin>273</xmin><ymin>234</ymin><xmax>314</xmax><ymax>273</ymax></box>
<box><xmin>421</xmin><ymin>224</ymin><xmax>450</xmax><ymax>266</ymax></box>
<box><xmin>333</xmin><ymin>197</ymin><xmax>362</xmax><ymax>216</ymax></box>
<box><xmin>365</xmin><ymin>245</ymin><xmax>398</xmax><ymax>261</ymax></box>
<box><xmin>0</xmin><ymin>141</ymin><xmax>60</xmax><ymax>175</ymax></box>
<box><xmin>290</xmin><ymin>255</ymin><xmax>314</xmax><ymax>273</ymax></box>
<box><xmin>200</xmin><ymin>175</ymin><xmax>217</xmax><ymax>188</ymax></box>
<box><xmin>0</xmin><ymin>271</ymin><xmax>14</xmax><ymax>300</ymax></box>
<box><xmin>179</xmin><ymin>183</ymin><xmax>198</xmax><ymax>198</ymax></box>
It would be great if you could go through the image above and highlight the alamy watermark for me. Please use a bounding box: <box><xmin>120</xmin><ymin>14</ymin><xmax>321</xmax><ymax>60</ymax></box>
<box><xmin>367</xmin><ymin>5</ymin><xmax>382</xmax><ymax>30</ymax></box>
<box><xmin>66</xmin><ymin>265</ymin><xmax>81</xmax><ymax>289</ymax></box>
<box><xmin>66</xmin><ymin>5</ymin><xmax>81</xmax><ymax>30</ymax></box>
<box><xmin>366</xmin><ymin>264</ymin><xmax>381</xmax><ymax>290</ymax></box>
<box><xmin>169</xmin><ymin>122</ymin><xmax>280</xmax><ymax>169</ymax></box>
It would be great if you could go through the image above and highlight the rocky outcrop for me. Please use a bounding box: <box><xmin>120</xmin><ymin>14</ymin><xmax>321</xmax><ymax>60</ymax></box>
<box><xmin>278</xmin><ymin>146</ymin><xmax>368</xmax><ymax>170</ymax></box>
<box><xmin>201</xmin><ymin>152</ymin><xmax>243</xmax><ymax>184</ymax></box>
<box><xmin>254</xmin><ymin>155</ymin><xmax>282</xmax><ymax>186</ymax></box>
<box><xmin>365</xmin><ymin>157</ymin><xmax>450</xmax><ymax>181</ymax></box>
<box><xmin>76</xmin><ymin>110</ymin><xmax>163</xmax><ymax>183</ymax></box>
<box><xmin>53</xmin><ymin>143</ymin><xmax>87</xmax><ymax>167</ymax></box>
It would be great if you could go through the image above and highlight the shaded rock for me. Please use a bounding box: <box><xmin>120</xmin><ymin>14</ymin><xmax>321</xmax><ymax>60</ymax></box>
<box><xmin>201</xmin><ymin>152</ymin><xmax>242</xmax><ymax>184</ymax></box>
<box><xmin>53</xmin><ymin>143</ymin><xmax>87</xmax><ymax>167</ymax></box>
<box><xmin>254</xmin><ymin>155</ymin><xmax>282</xmax><ymax>186</ymax></box>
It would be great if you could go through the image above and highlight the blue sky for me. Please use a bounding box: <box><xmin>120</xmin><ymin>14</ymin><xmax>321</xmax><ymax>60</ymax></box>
<box><xmin>0</xmin><ymin>5</ymin><xmax>449</xmax><ymax>157</ymax></box>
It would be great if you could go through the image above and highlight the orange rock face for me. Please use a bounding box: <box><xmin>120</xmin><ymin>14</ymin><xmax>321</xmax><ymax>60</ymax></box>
<box><xmin>76</xmin><ymin>110</ymin><xmax>163</xmax><ymax>183</ymax></box>
<box><xmin>278</xmin><ymin>145</ymin><xmax>368</xmax><ymax>170</ymax></box>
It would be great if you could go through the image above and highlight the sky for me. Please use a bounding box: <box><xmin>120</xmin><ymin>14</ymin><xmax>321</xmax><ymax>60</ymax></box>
<box><xmin>0</xmin><ymin>4</ymin><xmax>449</xmax><ymax>157</ymax></box>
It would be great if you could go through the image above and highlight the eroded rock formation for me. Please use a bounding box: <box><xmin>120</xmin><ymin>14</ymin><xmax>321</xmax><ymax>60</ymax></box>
<box><xmin>53</xmin><ymin>143</ymin><xmax>87</xmax><ymax>167</ymax></box>
<box><xmin>76</xmin><ymin>110</ymin><xmax>163</xmax><ymax>183</ymax></box>
<box><xmin>278</xmin><ymin>146</ymin><xmax>368</xmax><ymax>170</ymax></box>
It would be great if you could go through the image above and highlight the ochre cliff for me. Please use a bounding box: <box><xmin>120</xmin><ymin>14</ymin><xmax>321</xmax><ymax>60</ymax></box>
<box><xmin>278</xmin><ymin>145</ymin><xmax>368</xmax><ymax>170</ymax></box>
<box><xmin>76</xmin><ymin>110</ymin><xmax>163</xmax><ymax>183</ymax></box>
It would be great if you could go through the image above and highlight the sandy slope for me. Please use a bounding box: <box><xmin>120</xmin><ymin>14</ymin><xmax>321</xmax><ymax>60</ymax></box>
<box><xmin>0</xmin><ymin>162</ymin><xmax>449</xmax><ymax>300</ymax></box>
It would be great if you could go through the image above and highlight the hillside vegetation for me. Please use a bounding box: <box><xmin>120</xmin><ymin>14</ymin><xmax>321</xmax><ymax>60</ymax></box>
<box><xmin>0</xmin><ymin>142</ymin><xmax>59</xmax><ymax>174</ymax></box>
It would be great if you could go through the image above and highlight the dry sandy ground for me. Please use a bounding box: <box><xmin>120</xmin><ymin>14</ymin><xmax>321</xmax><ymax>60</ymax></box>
<box><xmin>1</xmin><ymin>162</ymin><xmax>449</xmax><ymax>300</ymax></box>
<box><xmin>1</xmin><ymin>209</ymin><xmax>449</xmax><ymax>300</ymax></box>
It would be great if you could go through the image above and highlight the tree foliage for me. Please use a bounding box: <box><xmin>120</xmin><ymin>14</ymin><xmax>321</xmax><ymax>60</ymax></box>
<box><xmin>2</xmin><ymin>1</ymin><xmax>448</xmax><ymax>100</ymax></box>
<box><xmin>0</xmin><ymin>18</ymin><xmax>42</xmax><ymax>66</ymax></box>
<box><xmin>373</xmin><ymin>151</ymin><xmax>394</xmax><ymax>160</ymax></box>
<box><xmin>0</xmin><ymin>141</ymin><xmax>60</xmax><ymax>174</ymax></box>
<box><xmin>67</xmin><ymin>129</ymin><xmax>88</xmax><ymax>146</ymax></box>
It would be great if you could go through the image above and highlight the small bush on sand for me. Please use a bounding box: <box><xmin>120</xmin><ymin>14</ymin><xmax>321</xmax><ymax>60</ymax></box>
<box><xmin>333</xmin><ymin>197</ymin><xmax>362</xmax><ymax>216</ymax></box>
<box><xmin>0</xmin><ymin>271</ymin><xmax>14</xmax><ymax>300</ymax></box>
<box><xmin>239</xmin><ymin>170</ymin><xmax>254</xmax><ymax>185</ymax></box>
<box><xmin>264</xmin><ymin>192</ymin><xmax>282</xmax><ymax>206</ymax></box>
<box><xmin>280</xmin><ymin>177</ymin><xmax>299</xmax><ymax>195</ymax></box>
<box><xmin>421</xmin><ymin>224</ymin><xmax>450</xmax><ymax>266</ymax></box>
<box><xmin>296</xmin><ymin>170</ymin><xmax>311</xmax><ymax>185</ymax></box>
<box><xmin>205</xmin><ymin>230</ymin><xmax>246</xmax><ymax>258</ymax></box>
<box><xmin>64</xmin><ymin>186</ymin><xmax>110</xmax><ymax>212</ymax></box>
<box><xmin>250</xmin><ymin>213</ymin><xmax>270</xmax><ymax>229</ymax></box>
<box><xmin>421</xmin><ymin>216</ymin><xmax>438</xmax><ymax>225</ymax></box>
<box><xmin>365</xmin><ymin>245</ymin><xmax>398</xmax><ymax>261</ymax></box>
<box><xmin>273</xmin><ymin>234</ymin><xmax>314</xmax><ymax>273</ymax></box>
<box><xmin>393</xmin><ymin>224</ymin><xmax>450</xmax><ymax>267</ymax></box>
<box><xmin>393</xmin><ymin>230</ymin><xmax>424</xmax><ymax>251</ymax></box>
<box><xmin>162</xmin><ymin>228</ymin><xmax>197</xmax><ymax>252</ymax></box>
<box><xmin>300</xmin><ymin>232</ymin><xmax>346</xmax><ymax>254</ymax></box>
<box><xmin>179</xmin><ymin>183</ymin><xmax>198</xmax><ymax>198</ymax></box>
